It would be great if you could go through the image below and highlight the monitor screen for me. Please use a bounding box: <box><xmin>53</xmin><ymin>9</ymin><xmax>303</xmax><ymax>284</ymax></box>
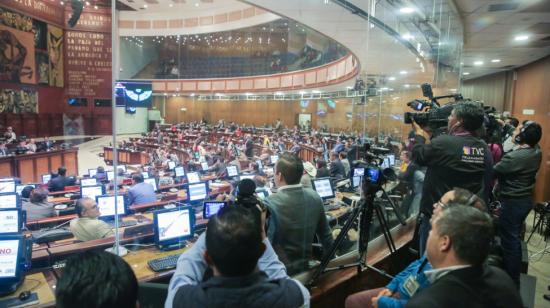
<box><xmin>106</xmin><ymin>171</ymin><xmax>115</xmax><ymax>181</ymax></box>
<box><xmin>352</xmin><ymin>176</ymin><xmax>361</xmax><ymax>188</ymax></box>
<box><xmin>0</xmin><ymin>209</ymin><xmax>21</xmax><ymax>234</ymax></box>
<box><xmin>89</xmin><ymin>169</ymin><xmax>97</xmax><ymax>177</ymax></box>
<box><xmin>186</xmin><ymin>172</ymin><xmax>200</xmax><ymax>184</ymax></box>
<box><xmin>0</xmin><ymin>194</ymin><xmax>19</xmax><ymax>209</ymax></box>
<box><xmin>388</xmin><ymin>154</ymin><xmax>395</xmax><ymax>166</ymax></box>
<box><xmin>203</xmin><ymin>201</ymin><xmax>226</xmax><ymax>219</ymax></box>
<box><xmin>42</xmin><ymin>174</ymin><xmax>51</xmax><ymax>184</ymax></box>
<box><xmin>116</xmin><ymin>165</ymin><xmax>127</xmax><ymax>173</ymax></box>
<box><xmin>15</xmin><ymin>184</ymin><xmax>34</xmax><ymax>196</ymax></box>
<box><xmin>312</xmin><ymin>178</ymin><xmax>335</xmax><ymax>199</ymax></box>
<box><xmin>270</xmin><ymin>155</ymin><xmax>279</xmax><ymax>164</ymax></box>
<box><xmin>81</xmin><ymin>185</ymin><xmax>104</xmax><ymax>200</ymax></box>
<box><xmin>116</xmin><ymin>81</ymin><xmax>153</xmax><ymax>108</ymax></box>
<box><xmin>256</xmin><ymin>160</ymin><xmax>263</xmax><ymax>170</ymax></box>
<box><xmin>96</xmin><ymin>195</ymin><xmax>126</xmax><ymax>218</ymax></box>
<box><xmin>187</xmin><ymin>182</ymin><xmax>208</xmax><ymax>202</ymax></box>
<box><xmin>174</xmin><ymin>166</ymin><xmax>185</xmax><ymax>177</ymax></box>
<box><xmin>353</xmin><ymin>168</ymin><xmax>365</xmax><ymax>177</ymax></box>
<box><xmin>366</xmin><ymin>168</ymin><xmax>381</xmax><ymax>184</ymax></box>
<box><xmin>255</xmin><ymin>189</ymin><xmax>270</xmax><ymax>200</ymax></box>
<box><xmin>80</xmin><ymin>178</ymin><xmax>97</xmax><ymax>187</ymax></box>
<box><xmin>142</xmin><ymin>172</ymin><xmax>150</xmax><ymax>179</ymax></box>
<box><xmin>239</xmin><ymin>174</ymin><xmax>254</xmax><ymax>181</ymax></box>
<box><xmin>144</xmin><ymin>178</ymin><xmax>158</xmax><ymax>191</ymax></box>
<box><xmin>200</xmin><ymin>162</ymin><xmax>209</xmax><ymax>171</ymax></box>
<box><xmin>381</xmin><ymin>159</ymin><xmax>389</xmax><ymax>169</ymax></box>
<box><xmin>0</xmin><ymin>182</ymin><xmax>15</xmax><ymax>194</ymax></box>
<box><xmin>167</xmin><ymin>161</ymin><xmax>176</xmax><ymax>170</ymax></box>
<box><xmin>155</xmin><ymin>207</ymin><xmax>194</xmax><ymax>244</ymax></box>
<box><xmin>226</xmin><ymin>165</ymin><xmax>238</xmax><ymax>177</ymax></box>
<box><xmin>0</xmin><ymin>238</ymin><xmax>19</xmax><ymax>278</ymax></box>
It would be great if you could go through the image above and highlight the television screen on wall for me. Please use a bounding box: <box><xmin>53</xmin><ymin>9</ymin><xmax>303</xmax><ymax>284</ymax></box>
<box><xmin>68</xmin><ymin>98</ymin><xmax>88</xmax><ymax>106</ymax></box>
<box><xmin>115</xmin><ymin>81</ymin><xmax>153</xmax><ymax>107</ymax></box>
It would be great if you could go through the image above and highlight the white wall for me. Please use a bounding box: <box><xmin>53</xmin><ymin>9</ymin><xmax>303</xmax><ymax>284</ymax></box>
<box><xmin>115</xmin><ymin>107</ymin><xmax>149</xmax><ymax>134</ymax></box>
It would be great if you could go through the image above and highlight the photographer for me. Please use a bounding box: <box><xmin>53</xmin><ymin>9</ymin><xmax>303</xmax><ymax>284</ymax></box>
<box><xmin>411</xmin><ymin>102</ymin><xmax>491</xmax><ymax>255</ymax></box>
<box><xmin>494</xmin><ymin>121</ymin><xmax>542</xmax><ymax>286</ymax></box>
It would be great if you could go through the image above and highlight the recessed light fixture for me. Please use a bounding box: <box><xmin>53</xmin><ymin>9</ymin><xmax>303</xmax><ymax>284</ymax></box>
<box><xmin>60</xmin><ymin>1</ymin><xmax>64</xmax><ymax>5</ymax></box>
<box><xmin>404</xmin><ymin>84</ymin><xmax>410</xmax><ymax>88</ymax></box>
<box><xmin>399</xmin><ymin>70</ymin><xmax>407</xmax><ymax>75</ymax></box>
<box><xmin>195</xmin><ymin>3</ymin><xmax>200</xmax><ymax>7</ymax></box>
<box><xmin>491</xmin><ymin>59</ymin><xmax>501</xmax><ymax>63</ymax></box>
<box><xmin>169</xmin><ymin>3</ymin><xmax>173</xmax><ymax>7</ymax></box>
<box><xmin>514</xmin><ymin>35</ymin><xmax>529</xmax><ymax>41</ymax></box>
<box><xmin>473</xmin><ymin>61</ymin><xmax>484</xmax><ymax>66</ymax></box>
<box><xmin>143</xmin><ymin>4</ymin><xmax>147</xmax><ymax>8</ymax></box>
<box><xmin>463</xmin><ymin>72</ymin><xmax>470</xmax><ymax>75</ymax></box>
<box><xmin>388</xmin><ymin>76</ymin><xmax>396</xmax><ymax>81</ymax></box>
<box><xmin>400</xmin><ymin>7</ymin><xmax>415</xmax><ymax>13</ymax></box>
<box><xmin>402</xmin><ymin>33</ymin><xmax>414</xmax><ymax>40</ymax></box>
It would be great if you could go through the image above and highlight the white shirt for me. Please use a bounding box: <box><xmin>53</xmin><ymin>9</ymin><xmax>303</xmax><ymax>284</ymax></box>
<box><xmin>424</xmin><ymin>265</ymin><xmax>471</xmax><ymax>283</ymax></box>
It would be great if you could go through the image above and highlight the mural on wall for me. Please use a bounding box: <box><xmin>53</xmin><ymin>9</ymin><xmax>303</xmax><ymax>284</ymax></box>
<box><xmin>63</xmin><ymin>114</ymin><xmax>84</xmax><ymax>136</ymax></box>
<box><xmin>0</xmin><ymin>88</ymin><xmax>38</xmax><ymax>113</ymax></box>
<box><xmin>36</xmin><ymin>52</ymin><xmax>49</xmax><ymax>84</ymax></box>
<box><xmin>0</xmin><ymin>25</ymin><xmax>36</xmax><ymax>84</ymax></box>
<box><xmin>47</xmin><ymin>25</ymin><xmax>63</xmax><ymax>87</ymax></box>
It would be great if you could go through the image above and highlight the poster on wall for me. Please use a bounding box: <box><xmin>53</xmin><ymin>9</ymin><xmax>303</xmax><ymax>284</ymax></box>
<box><xmin>63</xmin><ymin>114</ymin><xmax>84</xmax><ymax>136</ymax></box>
<box><xmin>47</xmin><ymin>25</ymin><xmax>63</xmax><ymax>87</ymax></box>
<box><xmin>0</xmin><ymin>25</ymin><xmax>36</xmax><ymax>84</ymax></box>
<box><xmin>0</xmin><ymin>88</ymin><xmax>38</xmax><ymax>113</ymax></box>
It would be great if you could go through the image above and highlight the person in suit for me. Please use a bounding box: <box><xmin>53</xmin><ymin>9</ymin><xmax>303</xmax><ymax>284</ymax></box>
<box><xmin>48</xmin><ymin>166</ymin><xmax>70</xmax><ymax>192</ymax></box>
<box><xmin>406</xmin><ymin>205</ymin><xmax>522</xmax><ymax>308</ymax></box>
<box><xmin>23</xmin><ymin>187</ymin><xmax>55</xmax><ymax>221</ymax></box>
<box><xmin>329</xmin><ymin>151</ymin><xmax>346</xmax><ymax>180</ymax></box>
<box><xmin>263</xmin><ymin>153</ymin><xmax>333</xmax><ymax>275</ymax></box>
<box><xmin>4</xmin><ymin>126</ymin><xmax>16</xmax><ymax>143</ymax></box>
<box><xmin>127</xmin><ymin>173</ymin><xmax>157</xmax><ymax>206</ymax></box>
<box><xmin>316</xmin><ymin>159</ymin><xmax>330</xmax><ymax>178</ymax></box>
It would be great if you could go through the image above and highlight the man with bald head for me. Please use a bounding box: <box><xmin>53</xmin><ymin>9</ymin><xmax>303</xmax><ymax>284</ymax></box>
<box><xmin>70</xmin><ymin>197</ymin><xmax>114</xmax><ymax>242</ymax></box>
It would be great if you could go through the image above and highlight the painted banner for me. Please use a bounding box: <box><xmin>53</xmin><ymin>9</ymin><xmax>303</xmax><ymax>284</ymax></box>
<box><xmin>0</xmin><ymin>24</ymin><xmax>36</xmax><ymax>84</ymax></box>
<box><xmin>47</xmin><ymin>24</ymin><xmax>63</xmax><ymax>87</ymax></box>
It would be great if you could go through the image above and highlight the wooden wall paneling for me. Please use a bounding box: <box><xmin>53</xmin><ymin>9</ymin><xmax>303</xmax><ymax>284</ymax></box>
<box><xmin>63</xmin><ymin>151</ymin><xmax>78</xmax><ymax>176</ymax></box>
<box><xmin>37</xmin><ymin>114</ymin><xmax>51</xmax><ymax>137</ymax></box>
<box><xmin>6</xmin><ymin>114</ymin><xmax>22</xmax><ymax>138</ymax></box>
<box><xmin>50</xmin><ymin>155</ymin><xmax>62</xmax><ymax>173</ymax></box>
<box><xmin>50</xmin><ymin>114</ymin><xmax>64</xmax><ymax>136</ymax></box>
<box><xmin>0</xmin><ymin>157</ymin><xmax>15</xmax><ymax>177</ymax></box>
<box><xmin>0</xmin><ymin>114</ymin><xmax>6</xmax><ymax>131</ymax></box>
<box><xmin>18</xmin><ymin>159</ymin><xmax>35</xmax><ymax>183</ymax></box>
<box><xmin>22</xmin><ymin>114</ymin><xmax>38</xmax><ymax>138</ymax></box>
<box><xmin>462</xmin><ymin>72</ymin><xmax>507</xmax><ymax>111</ymax></box>
<box><xmin>35</xmin><ymin>157</ymin><xmax>50</xmax><ymax>180</ymax></box>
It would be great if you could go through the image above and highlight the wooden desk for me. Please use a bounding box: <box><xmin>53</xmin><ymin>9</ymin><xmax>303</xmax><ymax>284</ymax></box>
<box><xmin>123</xmin><ymin>246</ymin><xmax>189</xmax><ymax>282</ymax></box>
<box><xmin>104</xmin><ymin>147</ymin><xmax>149</xmax><ymax>165</ymax></box>
<box><xmin>0</xmin><ymin>272</ymin><xmax>55</xmax><ymax>308</ymax></box>
<box><xmin>0</xmin><ymin>149</ymin><xmax>78</xmax><ymax>183</ymax></box>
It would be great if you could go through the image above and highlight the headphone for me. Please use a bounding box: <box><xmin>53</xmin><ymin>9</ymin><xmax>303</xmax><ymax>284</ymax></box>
<box><xmin>514</xmin><ymin>121</ymin><xmax>542</xmax><ymax>145</ymax></box>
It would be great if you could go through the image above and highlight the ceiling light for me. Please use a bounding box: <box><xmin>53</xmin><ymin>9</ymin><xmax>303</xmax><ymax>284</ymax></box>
<box><xmin>60</xmin><ymin>1</ymin><xmax>64</xmax><ymax>4</ymax></box>
<box><xmin>94</xmin><ymin>5</ymin><xmax>98</xmax><ymax>9</ymax></box>
<box><xmin>388</xmin><ymin>76</ymin><xmax>396</xmax><ymax>81</ymax></box>
<box><xmin>399</xmin><ymin>7</ymin><xmax>415</xmax><ymax>14</ymax></box>
<box><xmin>399</xmin><ymin>70</ymin><xmax>407</xmax><ymax>75</ymax></box>
<box><xmin>402</xmin><ymin>33</ymin><xmax>414</xmax><ymax>40</ymax></box>
<box><xmin>404</xmin><ymin>84</ymin><xmax>410</xmax><ymax>88</ymax></box>
<box><xmin>473</xmin><ymin>61</ymin><xmax>484</xmax><ymax>66</ymax></box>
<box><xmin>491</xmin><ymin>59</ymin><xmax>501</xmax><ymax>63</ymax></box>
<box><xmin>463</xmin><ymin>72</ymin><xmax>470</xmax><ymax>75</ymax></box>
<box><xmin>85</xmin><ymin>1</ymin><xmax>90</xmax><ymax>6</ymax></box>
<box><xmin>169</xmin><ymin>3</ymin><xmax>173</xmax><ymax>7</ymax></box>
<box><xmin>514</xmin><ymin>35</ymin><xmax>529</xmax><ymax>41</ymax></box>
<box><xmin>195</xmin><ymin>3</ymin><xmax>200</xmax><ymax>7</ymax></box>
<box><xmin>143</xmin><ymin>4</ymin><xmax>147</xmax><ymax>8</ymax></box>
<box><xmin>245</xmin><ymin>92</ymin><xmax>253</xmax><ymax>96</ymax></box>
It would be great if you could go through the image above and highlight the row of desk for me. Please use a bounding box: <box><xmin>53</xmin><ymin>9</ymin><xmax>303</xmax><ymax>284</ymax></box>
<box><xmin>0</xmin><ymin>148</ymin><xmax>79</xmax><ymax>183</ymax></box>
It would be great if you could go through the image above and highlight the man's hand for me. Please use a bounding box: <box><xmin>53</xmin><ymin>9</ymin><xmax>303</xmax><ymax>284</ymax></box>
<box><xmin>377</xmin><ymin>288</ymin><xmax>392</xmax><ymax>297</ymax></box>
<box><xmin>411</xmin><ymin>120</ymin><xmax>431</xmax><ymax>143</ymax></box>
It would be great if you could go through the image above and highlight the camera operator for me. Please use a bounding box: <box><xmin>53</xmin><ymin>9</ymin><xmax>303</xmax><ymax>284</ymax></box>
<box><xmin>493</xmin><ymin>121</ymin><xmax>542</xmax><ymax>286</ymax></box>
<box><xmin>411</xmin><ymin>102</ymin><xmax>491</xmax><ymax>255</ymax></box>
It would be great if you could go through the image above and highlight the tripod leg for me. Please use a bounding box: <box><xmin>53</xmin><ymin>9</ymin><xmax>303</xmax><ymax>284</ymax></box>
<box><xmin>382</xmin><ymin>188</ymin><xmax>406</xmax><ymax>226</ymax></box>
<box><xmin>527</xmin><ymin>215</ymin><xmax>543</xmax><ymax>243</ymax></box>
<box><xmin>374</xmin><ymin>204</ymin><xmax>397</xmax><ymax>253</ymax></box>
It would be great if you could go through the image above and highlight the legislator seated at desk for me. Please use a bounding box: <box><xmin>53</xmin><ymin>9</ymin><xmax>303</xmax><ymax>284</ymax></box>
<box><xmin>48</xmin><ymin>167</ymin><xmax>75</xmax><ymax>192</ymax></box>
<box><xmin>127</xmin><ymin>173</ymin><xmax>157</xmax><ymax>206</ymax></box>
<box><xmin>23</xmin><ymin>187</ymin><xmax>55</xmax><ymax>221</ymax></box>
<box><xmin>70</xmin><ymin>198</ymin><xmax>114</xmax><ymax>242</ymax></box>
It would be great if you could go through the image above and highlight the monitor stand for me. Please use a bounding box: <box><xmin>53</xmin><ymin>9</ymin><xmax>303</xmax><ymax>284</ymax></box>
<box><xmin>159</xmin><ymin>242</ymin><xmax>187</xmax><ymax>251</ymax></box>
<box><xmin>105</xmin><ymin>245</ymin><xmax>128</xmax><ymax>257</ymax></box>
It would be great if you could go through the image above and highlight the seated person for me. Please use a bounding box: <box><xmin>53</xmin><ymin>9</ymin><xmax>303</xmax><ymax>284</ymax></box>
<box><xmin>127</xmin><ymin>173</ymin><xmax>157</xmax><ymax>205</ymax></box>
<box><xmin>165</xmin><ymin>206</ymin><xmax>309</xmax><ymax>308</ymax></box>
<box><xmin>300</xmin><ymin>161</ymin><xmax>316</xmax><ymax>189</ymax></box>
<box><xmin>70</xmin><ymin>198</ymin><xmax>114</xmax><ymax>241</ymax></box>
<box><xmin>20</xmin><ymin>185</ymin><xmax>34</xmax><ymax>203</ymax></box>
<box><xmin>0</xmin><ymin>142</ymin><xmax>8</xmax><ymax>156</ymax></box>
<box><xmin>329</xmin><ymin>151</ymin><xmax>346</xmax><ymax>180</ymax></box>
<box><xmin>15</xmin><ymin>140</ymin><xmax>30</xmax><ymax>155</ymax></box>
<box><xmin>26</xmin><ymin>138</ymin><xmax>37</xmax><ymax>153</ymax></box>
<box><xmin>407</xmin><ymin>205</ymin><xmax>521</xmax><ymax>308</ymax></box>
<box><xmin>56</xmin><ymin>250</ymin><xmax>139</xmax><ymax>308</ymax></box>
<box><xmin>315</xmin><ymin>159</ymin><xmax>330</xmax><ymax>178</ymax></box>
<box><xmin>48</xmin><ymin>166</ymin><xmax>70</xmax><ymax>192</ymax></box>
<box><xmin>23</xmin><ymin>187</ymin><xmax>55</xmax><ymax>221</ymax></box>
<box><xmin>94</xmin><ymin>166</ymin><xmax>107</xmax><ymax>182</ymax></box>
<box><xmin>264</xmin><ymin>153</ymin><xmax>333</xmax><ymax>274</ymax></box>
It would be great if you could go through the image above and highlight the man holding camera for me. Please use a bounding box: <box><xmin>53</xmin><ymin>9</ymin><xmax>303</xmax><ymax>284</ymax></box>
<box><xmin>411</xmin><ymin>102</ymin><xmax>491</xmax><ymax>255</ymax></box>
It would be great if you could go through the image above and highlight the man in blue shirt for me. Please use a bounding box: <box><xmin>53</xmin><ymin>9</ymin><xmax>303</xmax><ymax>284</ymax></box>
<box><xmin>126</xmin><ymin>173</ymin><xmax>156</xmax><ymax>205</ymax></box>
<box><xmin>165</xmin><ymin>206</ymin><xmax>309</xmax><ymax>308</ymax></box>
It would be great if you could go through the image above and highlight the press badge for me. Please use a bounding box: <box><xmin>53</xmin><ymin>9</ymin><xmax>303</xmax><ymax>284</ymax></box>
<box><xmin>403</xmin><ymin>275</ymin><xmax>420</xmax><ymax>297</ymax></box>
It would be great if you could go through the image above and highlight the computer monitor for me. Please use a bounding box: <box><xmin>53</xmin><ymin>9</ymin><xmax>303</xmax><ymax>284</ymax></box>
<box><xmin>0</xmin><ymin>182</ymin><xmax>15</xmax><ymax>194</ymax></box>
<box><xmin>116</xmin><ymin>165</ymin><xmax>127</xmax><ymax>173</ymax></box>
<box><xmin>167</xmin><ymin>161</ymin><xmax>176</xmax><ymax>170</ymax></box>
<box><xmin>106</xmin><ymin>171</ymin><xmax>115</xmax><ymax>181</ymax></box>
<box><xmin>202</xmin><ymin>201</ymin><xmax>226</xmax><ymax>219</ymax></box>
<box><xmin>239</xmin><ymin>174</ymin><xmax>254</xmax><ymax>181</ymax></box>
<box><xmin>381</xmin><ymin>158</ymin><xmax>389</xmax><ymax>169</ymax></box>
<box><xmin>352</xmin><ymin>176</ymin><xmax>361</xmax><ymax>188</ymax></box>
<box><xmin>15</xmin><ymin>184</ymin><xmax>35</xmax><ymax>196</ymax></box>
<box><xmin>186</xmin><ymin>182</ymin><xmax>209</xmax><ymax>203</ymax></box>
<box><xmin>144</xmin><ymin>178</ymin><xmax>158</xmax><ymax>192</ymax></box>
<box><xmin>0</xmin><ymin>209</ymin><xmax>22</xmax><ymax>234</ymax></box>
<box><xmin>0</xmin><ymin>193</ymin><xmax>20</xmax><ymax>209</ymax></box>
<box><xmin>200</xmin><ymin>162</ymin><xmax>209</xmax><ymax>171</ymax></box>
<box><xmin>312</xmin><ymin>178</ymin><xmax>335</xmax><ymax>200</ymax></box>
<box><xmin>96</xmin><ymin>194</ymin><xmax>127</xmax><ymax>219</ymax></box>
<box><xmin>153</xmin><ymin>206</ymin><xmax>195</xmax><ymax>249</ymax></box>
<box><xmin>142</xmin><ymin>172</ymin><xmax>150</xmax><ymax>179</ymax></box>
<box><xmin>80</xmin><ymin>185</ymin><xmax>105</xmax><ymax>200</ymax></box>
<box><xmin>186</xmin><ymin>172</ymin><xmax>200</xmax><ymax>184</ymax></box>
<box><xmin>226</xmin><ymin>165</ymin><xmax>238</xmax><ymax>178</ymax></box>
<box><xmin>353</xmin><ymin>167</ymin><xmax>365</xmax><ymax>177</ymax></box>
<box><xmin>270</xmin><ymin>155</ymin><xmax>279</xmax><ymax>165</ymax></box>
<box><xmin>366</xmin><ymin>168</ymin><xmax>381</xmax><ymax>184</ymax></box>
<box><xmin>88</xmin><ymin>169</ymin><xmax>97</xmax><ymax>177</ymax></box>
<box><xmin>174</xmin><ymin>166</ymin><xmax>185</xmax><ymax>177</ymax></box>
<box><xmin>256</xmin><ymin>160</ymin><xmax>263</xmax><ymax>170</ymax></box>
<box><xmin>41</xmin><ymin>174</ymin><xmax>51</xmax><ymax>184</ymax></box>
<box><xmin>80</xmin><ymin>178</ymin><xmax>97</xmax><ymax>187</ymax></box>
<box><xmin>387</xmin><ymin>154</ymin><xmax>395</xmax><ymax>166</ymax></box>
<box><xmin>0</xmin><ymin>234</ymin><xmax>25</xmax><ymax>296</ymax></box>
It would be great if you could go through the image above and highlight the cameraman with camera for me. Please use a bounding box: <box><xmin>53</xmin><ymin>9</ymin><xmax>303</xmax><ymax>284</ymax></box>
<box><xmin>411</xmin><ymin>102</ymin><xmax>491</xmax><ymax>255</ymax></box>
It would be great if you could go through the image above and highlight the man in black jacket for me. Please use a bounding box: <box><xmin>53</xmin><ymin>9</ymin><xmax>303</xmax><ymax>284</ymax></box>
<box><xmin>412</xmin><ymin>102</ymin><xmax>491</xmax><ymax>255</ymax></box>
<box><xmin>48</xmin><ymin>166</ymin><xmax>70</xmax><ymax>192</ymax></box>
<box><xmin>494</xmin><ymin>120</ymin><xmax>542</xmax><ymax>285</ymax></box>
<box><xmin>329</xmin><ymin>151</ymin><xmax>346</xmax><ymax>180</ymax></box>
<box><xmin>407</xmin><ymin>205</ymin><xmax>522</xmax><ymax>308</ymax></box>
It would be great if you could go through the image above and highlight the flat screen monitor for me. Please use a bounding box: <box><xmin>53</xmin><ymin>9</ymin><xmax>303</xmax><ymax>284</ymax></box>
<box><xmin>96</xmin><ymin>195</ymin><xmax>127</xmax><ymax>219</ymax></box>
<box><xmin>353</xmin><ymin>167</ymin><xmax>365</xmax><ymax>177</ymax></box>
<box><xmin>186</xmin><ymin>172</ymin><xmax>200</xmax><ymax>184</ymax></box>
<box><xmin>381</xmin><ymin>158</ymin><xmax>390</xmax><ymax>169</ymax></box>
<box><xmin>0</xmin><ymin>235</ymin><xmax>23</xmax><ymax>281</ymax></box>
<box><xmin>167</xmin><ymin>161</ymin><xmax>176</xmax><ymax>170</ymax></box>
<box><xmin>80</xmin><ymin>185</ymin><xmax>105</xmax><ymax>200</ymax></box>
<box><xmin>366</xmin><ymin>168</ymin><xmax>381</xmax><ymax>184</ymax></box>
<box><xmin>153</xmin><ymin>206</ymin><xmax>195</xmax><ymax>248</ymax></box>
<box><xmin>226</xmin><ymin>165</ymin><xmax>238</xmax><ymax>178</ymax></box>
<box><xmin>0</xmin><ymin>182</ymin><xmax>15</xmax><ymax>194</ymax></box>
<box><xmin>41</xmin><ymin>174</ymin><xmax>51</xmax><ymax>184</ymax></box>
<box><xmin>186</xmin><ymin>182</ymin><xmax>209</xmax><ymax>203</ymax></box>
<box><xmin>200</xmin><ymin>162</ymin><xmax>209</xmax><ymax>171</ymax></box>
<box><xmin>106</xmin><ymin>171</ymin><xmax>115</xmax><ymax>181</ymax></box>
<box><xmin>352</xmin><ymin>176</ymin><xmax>361</xmax><ymax>188</ymax></box>
<box><xmin>88</xmin><ymin>169</ymin><xmax>97</xmax><ymax>177</ymax></box>
<box><xmin>80</xmin><ymin>178</ymin><xmax>97</xmax><ymax>187</ymax></box>
<box><xmin>116</xmin><ymin>81</ymin><xmax>153</xmax><ymax>108</ymax></box>
<box><xmin>15</xmin><ymin>185</ymin><xmax>35</xmax><ymax>196</ymax></box>
<box><xmin>388</xmin><ymin>154</ymin><xmax>395</xmax><ymax>166</ymax></box>
<box><xmin>174</xmin><ymin>166</ymin><xmax>185</xmax><ymax>177</ymax></box>
<box><xmin>270</xmin><ymin>155</ymin><xmax>279</xmax><ymax>165</ymax></box>
<box><xmin>202</xmin><ymin>201</ymin><xmax>226</xmax><ymax>219</ymax></box>
<box><xmin>144</xmin><ymin>178</ymin><xmax>158</xmax><ymax>192</ymax></box>
<box><xmin>0</xmin><ymin>194</ymin><xmax>20</xmax><ymax>209</ymax></box>
<box><xmin>312</xmin><ymin>178</ymin><xmax>335</xmax><ymax>200</ymax></box>
<box><xmin>239</xmin><ymin>174</ymin><xmax>254</xmax><ymax>181</ymax></box>
<box><xmin>0</xmin><ymin>209</ymin><xmax>22</xmax><ymax>234</ymax></box>
<box><xmin>256</xmin><ymin>160</ymin><xmax>263</xmax><ymax>170</ymax></box>
<box><xmin>142</xmin><ymin>172</ymin><xmax>150</xmax><ymax>179</ymax></box>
